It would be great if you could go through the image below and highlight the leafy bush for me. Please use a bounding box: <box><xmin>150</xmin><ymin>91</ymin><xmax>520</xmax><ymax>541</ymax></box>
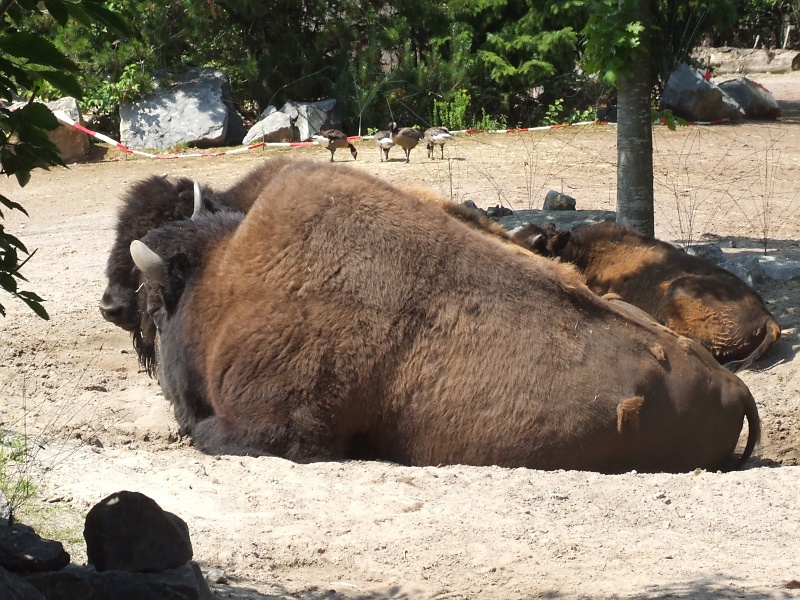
<box><xmin>433</xmin><ymin>89</ymin><xmax>471</xmax><ymax>130</ymax></box>
<box><xmin>0</xmin><ymin>0</ymin><xmax>127</xmax><ymax>319</ymax></box>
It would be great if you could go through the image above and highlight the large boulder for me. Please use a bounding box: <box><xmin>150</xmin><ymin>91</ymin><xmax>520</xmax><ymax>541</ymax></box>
<box><xmin>25</xmin><ymin>562</ymin><xmax>215</xmax><ymax>600</ymax></box>
<box><xmin>83</xmin><ymin>491</ymin><xmax>192</xmax><ymax>573</ymax></box>
<box><xmin>243</xmin><ymin>99</ymin><xmax>342</xmax><ymax>144</ymax></box>
<box><xmin>120</xmin><ymin>68</ymin><xmax>245</xmax><ymax>150</ymax></box>
<box><xmin>44</xmin><ymin>97</ymin><xmax>91</xmax><ymax>163</ymax></box>
<box><xmin>0</xmin><ymin>522</ymin><xmax>70</xmax><ymax>573</ymax></box>
<box><xmin>0</xmin><ymin>567</ymin><xmax>45</xmax><ymax>600</ymax></box>
<box><xmin>543</xmin><ymin>190</ymin><xmax>577</xmax><ymax>211</ymax></box>
<box><xmin>7</xmin><ymin>97</ymin><xmax>90</xmax><ymax>163</ymax></box>
<box><xmin>718</xmin><ymin>77</ymin><xmax>782</xmax><ymax>119</ymax></box>
<box><xmin>662</xmin><ymin>64</ymin><xmax>745</xmax><ymax>122</ymax></box>
<box><xmin>242</xmin><ymin>103</ymin><xmax>299</xmax><ymax>144</ymax></box>
<box><xmin>499</xmin><ymin>209</ymin><xmax>616</xmax><ymax>231</ymax></box>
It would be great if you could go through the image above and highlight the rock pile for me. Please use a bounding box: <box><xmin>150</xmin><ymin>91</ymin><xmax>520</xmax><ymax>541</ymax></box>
<box><xmin>0</xmin><ymin>490</ymin><xmax>215</xmax><ymax>600</ymax></box>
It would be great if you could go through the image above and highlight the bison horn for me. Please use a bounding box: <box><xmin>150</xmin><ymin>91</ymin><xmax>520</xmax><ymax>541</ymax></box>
<box><xmin>130</xmin><ymin>240</ymin><xmax>167</xmax><ymax>286</ymax></box>
<box><xmin>192</xmin><ymin>181</ymin><xmax>205</xmax><ymax>220</ymax></box>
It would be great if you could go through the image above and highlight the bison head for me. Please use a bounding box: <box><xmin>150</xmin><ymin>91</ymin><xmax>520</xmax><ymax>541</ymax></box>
<box><xmin>100</xmin><ymin>176</ymin><xmax>225</xmax><ymax>374</ymax></box>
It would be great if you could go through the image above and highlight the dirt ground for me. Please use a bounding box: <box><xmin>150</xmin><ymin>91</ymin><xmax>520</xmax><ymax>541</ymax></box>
<box><xmin>1</xmin><ymin>72</ymin><xmax>799</xmax><ymax>599</ymax></box>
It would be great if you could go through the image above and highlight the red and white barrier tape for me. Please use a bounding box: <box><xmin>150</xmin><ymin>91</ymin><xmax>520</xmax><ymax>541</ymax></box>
<box><xmin>53</xmin><ymin>111</ymin><xmax>726</xmax><ymax>160</ymax></box>
<box><xmin>53</xmin><ymin>110</ymin><xmax>319</xmax><ymax>159</ymax></box>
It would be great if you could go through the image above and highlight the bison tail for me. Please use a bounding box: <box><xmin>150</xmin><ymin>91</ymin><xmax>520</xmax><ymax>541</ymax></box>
<box><xmin>722</xmin><ymin>317</ymin><xmax>781</xmax><ymax>373</ymax></box>
<box><xmin>734</xmin><ymin>391</ymin><xmax>761</xmax><ymax>470</ymax></box>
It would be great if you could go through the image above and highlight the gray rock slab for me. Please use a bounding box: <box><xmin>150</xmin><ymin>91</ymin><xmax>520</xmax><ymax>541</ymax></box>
<box><xmin>543</xmin><ymin>190</ymin><xmax>577</xmax><ymax>211</ymax></box>
<box><xmin>499</xmin><ymin>209</ymin><xmax>616</xmax><ymax>232</ymax></box>
<box><xmin>242</xmin><ymin>109</ymin><xmax>298</xmax><ymax>144</ymax></box>
<box><xmin>721</xmin><ymin>256</ymin><xmax>764</xmax><ymax>287</ymax></box>
<box><xmin>120</xmin><ymin>67</ymin><xmax>244</xmax><ymax>150</ymax></box>
<box><xmin>290</xmin><ymin>98</ymin><xmax>342</xmax><ymax>141</ymax></box>
<box><xmin>0</xmin><ymin>566</ymin><xmax>46</xmax><ymax>600</ymax></box>
<box><xmin>25</xmin><ymin>561</ymin><xmax>215</xmax><ymax>600</ymax></box>
<box><xmin>757</xmin><ymin>255</ymin><xmax>800</xmax><ymax>281</ymax></box>
<box><xmin>243</xmin><ymin>99</ymin><xmax>342</xmax><ymax>144</ymax></box>
<box><xmin>686</xmin><ymin>243</ymin><xmax>726</xmax><ymax>266</ymax></box>
<box><xmin>663</xmin><ymin>64</ymin><xmax>745</xmax><ymax>122</ymax></box>
<box><xmin>718</xmin><ymin>77</ymin><xmax>782</xmax><ymax>120</ymax></box>
<box><xmin>0</xmin><ymin>522</ymin><xmax>70</xmax><ymax>573</ymax></box>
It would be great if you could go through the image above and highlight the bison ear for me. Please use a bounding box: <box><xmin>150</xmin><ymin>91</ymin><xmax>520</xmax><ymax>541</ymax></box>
<box><xmin>130</xmin><ymin>240</ymin><xmax>167</xmax><ymax>286</ymax></box>
<box><xmin>549</xmin><ymin>231</ymin><xmax>571</xmax><ymax>254</ymax></box>
<box><xmin>192</xmin><ymin>181</ymin><xmax>206</xmax><ymax>220</ymax></box>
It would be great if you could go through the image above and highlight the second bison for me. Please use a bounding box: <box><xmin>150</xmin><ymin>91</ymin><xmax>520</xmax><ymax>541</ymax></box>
<box><xmin>513</xmin><ymin>221</ymin><xmax>781</xmax><ymax>372</ymax></box>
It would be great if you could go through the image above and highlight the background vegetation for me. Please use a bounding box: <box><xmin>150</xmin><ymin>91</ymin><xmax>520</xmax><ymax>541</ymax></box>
<box><xmin>16</xmin><ymin>0</ymin><xmax>800</xmax><ymax>135</ymax></box>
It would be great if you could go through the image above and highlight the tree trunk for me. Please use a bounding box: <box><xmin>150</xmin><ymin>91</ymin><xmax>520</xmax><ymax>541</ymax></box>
<box><xmin>616</xmin><ymin>0</ymin><xmax>654</xmax><ymax>236</ymax></box>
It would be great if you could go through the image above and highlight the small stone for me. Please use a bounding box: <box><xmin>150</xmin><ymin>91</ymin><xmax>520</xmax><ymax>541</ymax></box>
<box><xmin>205</xmin><ymin>567</ymin><xmax>228</xmax><ymax>584</ymax></box>
<box><xmin>543</xmin><ymin>190</ymin><xmax>577</xmax><ymax>211</ymax></box>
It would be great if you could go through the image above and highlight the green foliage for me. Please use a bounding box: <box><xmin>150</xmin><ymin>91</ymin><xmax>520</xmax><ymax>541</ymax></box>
<box><xmin>472</xmin><ymin>108</ymin><xmax>507</xmax><ymax>131</ymax></box>
<box><xmin>654</xmin><ymin>107</ymin><xmax>687</xmax><ymax>131</ymax></box>
<box><xmin>0</xmin><ymin>431</ymin><xmax>36</xmax><ymax>509</ymax></box>
<box><xmin>82</xmin><ymin>64</ymin><xmax>154</xmax><ymax>116</ymax></box>
<box><xmin>433</xmin><ymin>89</ymin><xmax>471</xmax><ymax>130</ymax></box>
<box><xmin>0</xmin><ymin>0</ymin><xmax>126</xmax><ymax>319</ymax></box>
<box><xmin>651</xmin><ymin>0</ymin><xmax>737</xmax><ymax>89</ymax></box>
<box><xmin>543</xmin><ymin>97</ymin><xmax>566</xmax><ymax>125</ymax></box>
<box><xmin>581</xmin><ymin>0</ymin><xmax>646</xmax><ymax>87</ymax></box>
<box><xmin>723</xmin><ymin>0</ymin><xmax>794</xmax><ymax>47</ymax></box>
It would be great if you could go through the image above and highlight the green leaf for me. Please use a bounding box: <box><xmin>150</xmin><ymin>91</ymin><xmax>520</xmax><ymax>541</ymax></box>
<box><xmin>34</xmin><ymin>70</ymin><xmax>83</xmax><ymax>99</ymax></box>
<box><xmin>44</xmin><ymin>1</ymin><xmax>71</xmax><ymax>26</ymax></box>
<box><xmin>0</xmin><ymin>33</ymin><xmax>79</xmax><ymax>72</ymax></box>
<box><xmin>16</xmin><ymin>291</ymin><xmax>49</xmax><ymax>320</ymax></box>
<box><xmin>79</xmin><ymin>2</ymin><xmax>131</xmax><ymax>36</ymax></box>
<box><xmin>0</xmin><ymin>231</ymin><xmax>29</xmax><ymax>254</ymax></box>
<box><xmin>15</xmin><ymin>102</ymin><xmax>60</xmax><ymax>131</ymax></box>
<box><xmin>14</xmin><ymin>170</ymin><xmax>31</xmax><ymax>188</ymax></box>
<box><xmin>0</xmin><ymin>273</ymin><xmax>18</xmax><ymax>294</ymax></box>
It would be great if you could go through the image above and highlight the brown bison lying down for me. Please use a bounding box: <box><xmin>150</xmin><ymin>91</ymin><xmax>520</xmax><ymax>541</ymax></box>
<box><xmin>512</xmin><ymin>221</ymin><xmax>781</xmax><ymax>372</ymax></box>
<box><xmin>128</xmin><ymin>159</ymin><xmax>759</xmax><ymax>473</ymax></box>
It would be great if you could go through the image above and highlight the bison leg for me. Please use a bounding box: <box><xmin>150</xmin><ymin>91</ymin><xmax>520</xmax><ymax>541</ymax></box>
<box><xmin>192</xmin><ymin>417</ymin><xmax>275</xmax><ymax>457</ymax></box>
<box><xmin>193</xmin><ymin>409</ymin><xmax>348</xmax><ymax>463</ymax></box>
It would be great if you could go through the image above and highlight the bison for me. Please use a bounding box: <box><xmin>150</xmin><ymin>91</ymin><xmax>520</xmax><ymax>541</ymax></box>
<box><xmin>100</xmin><ymin>157</ymin><xmax>294</xmax><ymax>373</ymax></box>
<box><xmin>513</xmin><ymin>221</ymin><xmax>781</xmax><ymax>372</ymax></box>
<box><xmin>128</xmin><ymin>159</ymin><xmax>759</xmax><ymax>473</ymax></box>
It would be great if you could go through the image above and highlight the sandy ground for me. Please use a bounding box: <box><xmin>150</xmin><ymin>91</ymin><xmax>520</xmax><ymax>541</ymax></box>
<box><xmin>1</xmin><ymin>72</ymin><xmax>799</xmax><ymax>599</ymax></box>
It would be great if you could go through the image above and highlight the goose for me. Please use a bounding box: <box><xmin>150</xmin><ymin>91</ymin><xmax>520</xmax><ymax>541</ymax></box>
<box><xmin>388</xmin><ymin>121</ymin><xmax>424</xmax><ymax>163</ymax></box>
<box><xmin>424</xmin><ymin>126</ymin><xmax>453</xmax><ymax>159</ymax></box>
<box><xmin>312</xmin><ymin>129</ymin><xmax>357</xmax><ymax>162</ymax></box>
<box><xmin>374</xmin><ymin>129</ymin><xmax>394</xmax><ymax>162</ymax></box>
